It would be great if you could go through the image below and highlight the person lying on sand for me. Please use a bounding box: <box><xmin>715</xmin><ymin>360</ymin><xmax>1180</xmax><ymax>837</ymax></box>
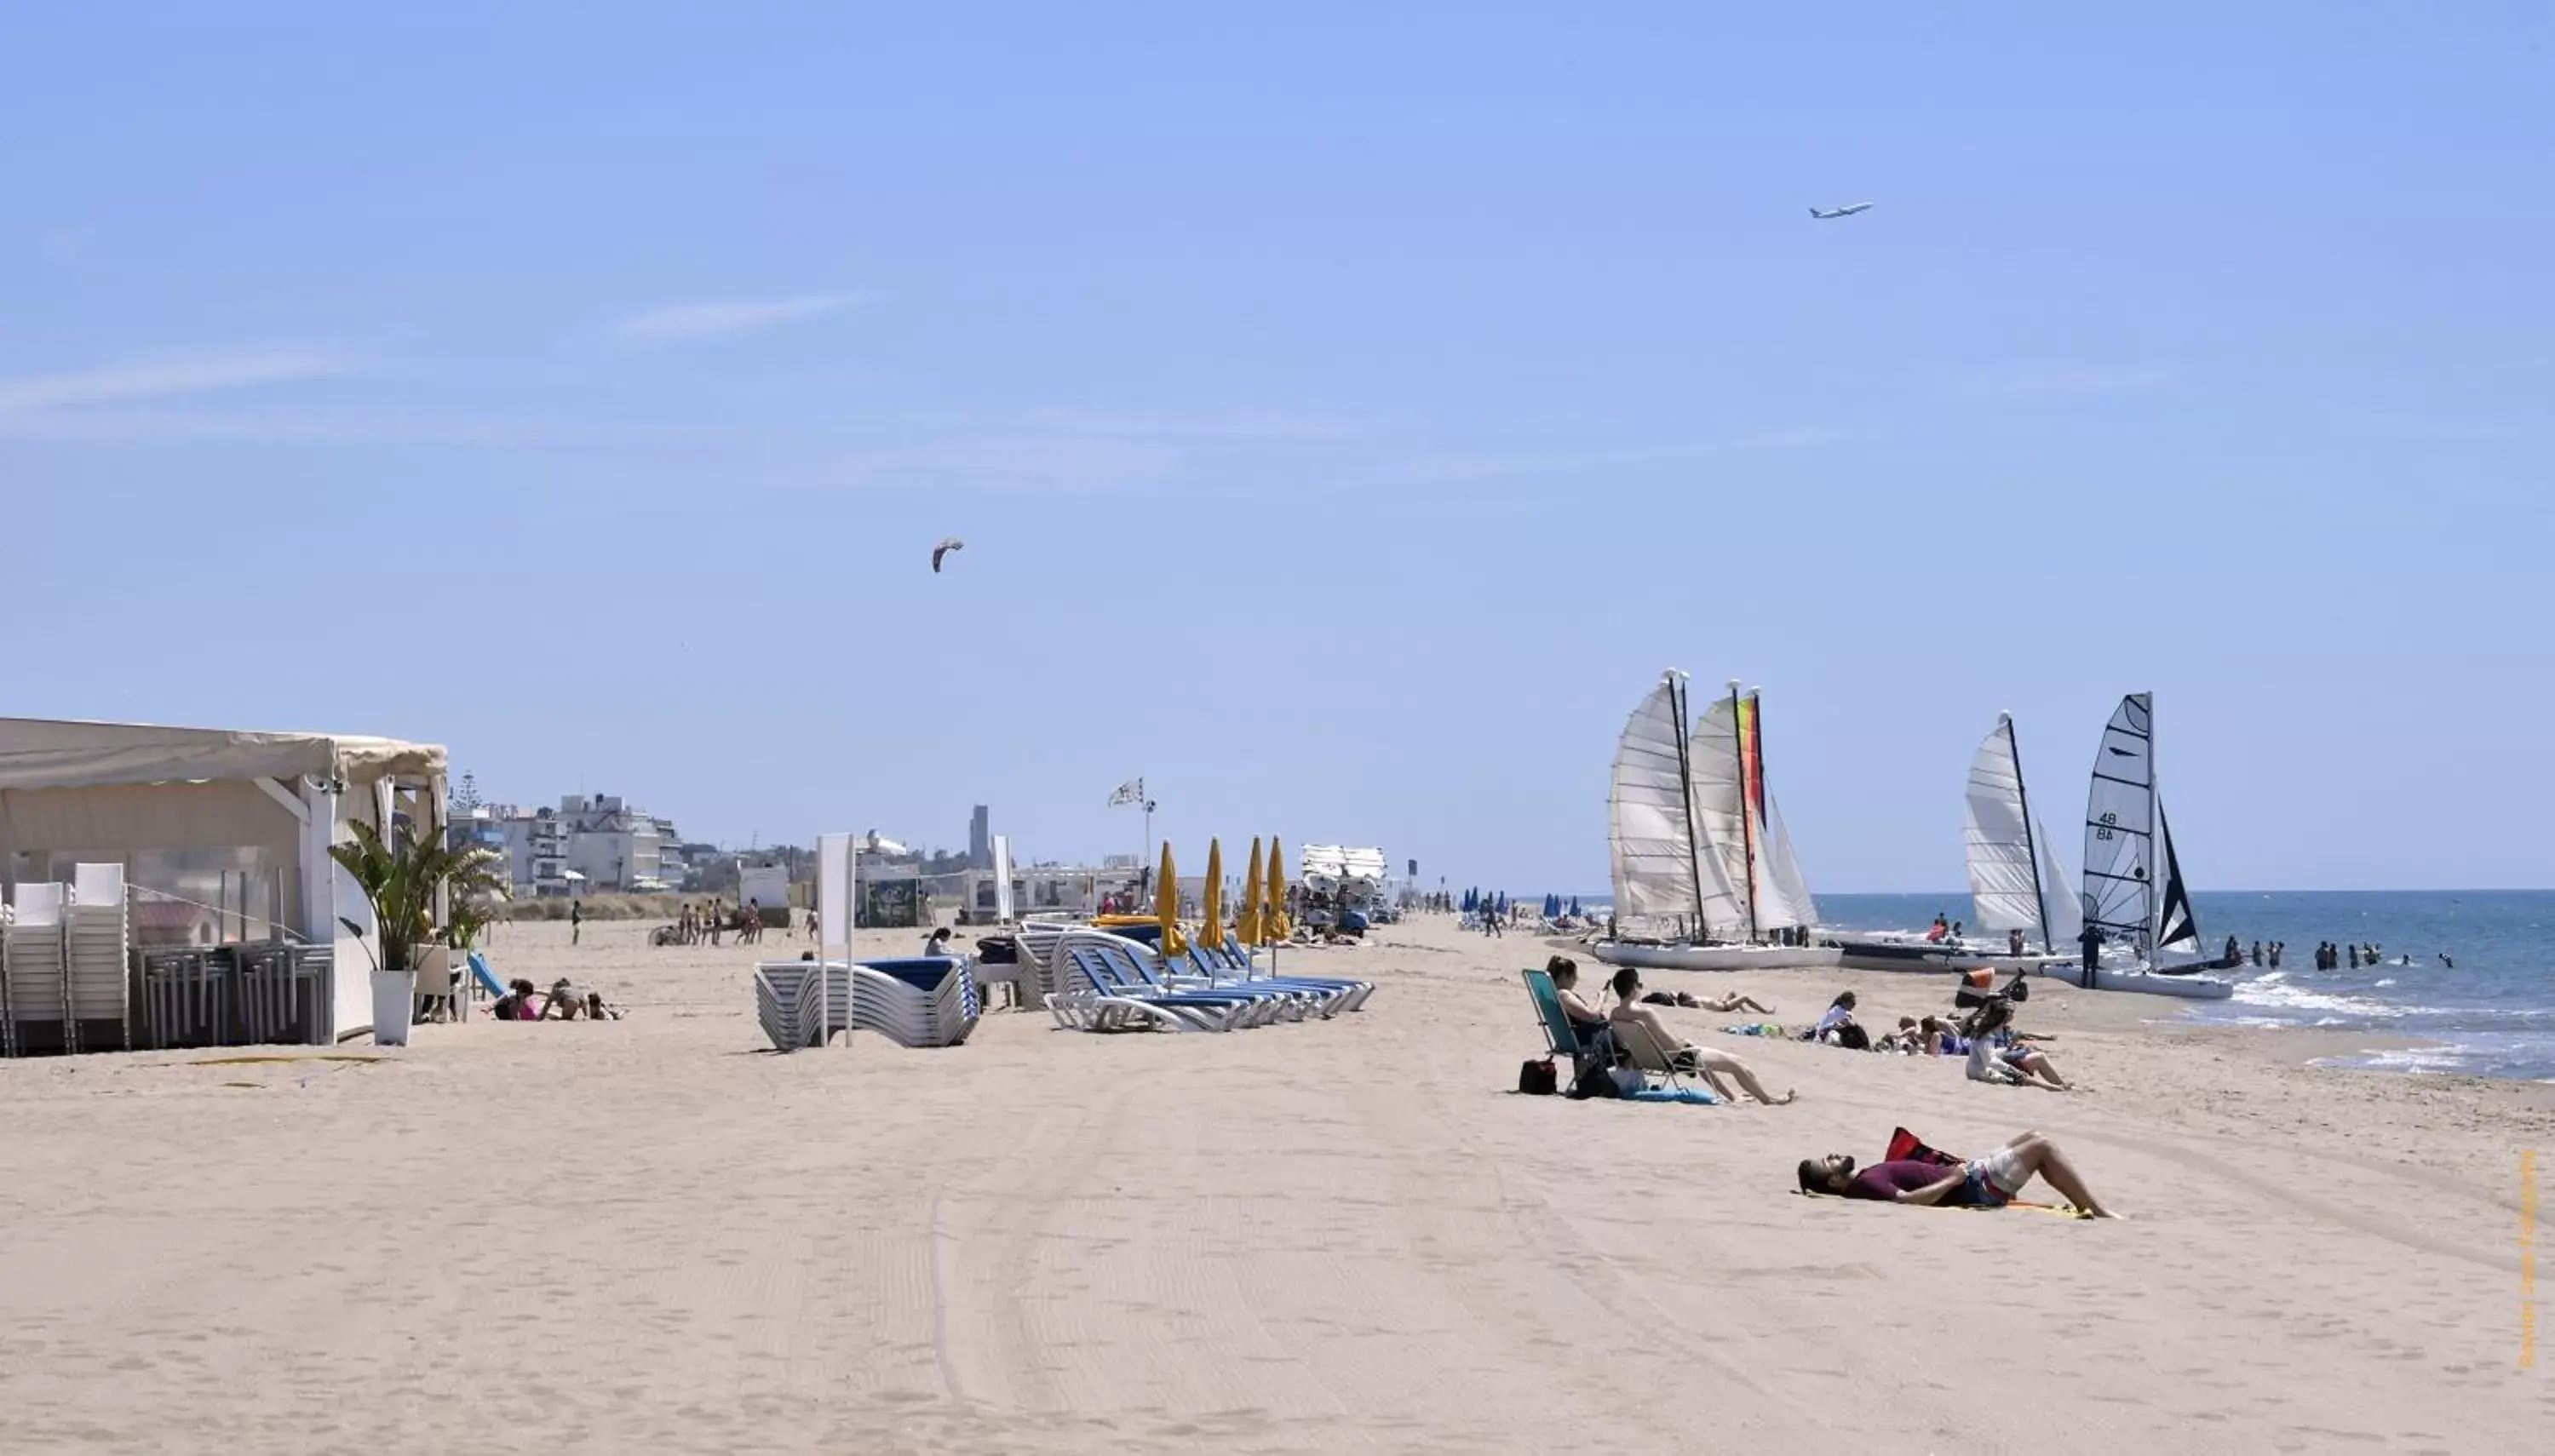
<box><xmin>1607</xmin><ymin>969</ymin><xmax>1795</xmax><ymax>1105</ymax></box>
<box><xmin>1796</xmin><ymin>1130</ymin><xmax>2116</xmax><ymax>1218</ymax></box>
<box><xmin>1639</xmin><ymin>988</ymin><xmax>1768</xmax><ymax>1012</ymax></box>
<box><xmin>491</xmin><ymin>978</ymin><xmax>541</xmax><ymax>1022</ymax></box>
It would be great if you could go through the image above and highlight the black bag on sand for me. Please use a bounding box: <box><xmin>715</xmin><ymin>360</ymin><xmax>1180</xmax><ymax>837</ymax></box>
<box><xmin>1832</xmin><ymin>1022</ymin><xmax>1872</xmax><ymax>1052</ymax></box>
<box><xmin>1566</xmin><ymin>1059</ymin><xmax>1626</xmax><ymax>1099</ymax></box>
<box><xmin>1518</xmin><ymin>1058</ymin><xmax>1559</xmax><ymax>1096</ymax></box>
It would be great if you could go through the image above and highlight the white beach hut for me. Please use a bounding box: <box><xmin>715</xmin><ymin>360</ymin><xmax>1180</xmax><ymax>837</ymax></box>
<box><xmin>0</xmin><ymin>715</ymin><xmax>448</xmax><ymax>1046</ymax></box>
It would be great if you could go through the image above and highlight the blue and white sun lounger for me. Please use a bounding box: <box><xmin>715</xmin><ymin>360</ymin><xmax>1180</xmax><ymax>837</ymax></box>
<box><xmin>1043</xmin><ymin>938</ymin><xmax>1257</xmax><ymax>1033</ymax></box>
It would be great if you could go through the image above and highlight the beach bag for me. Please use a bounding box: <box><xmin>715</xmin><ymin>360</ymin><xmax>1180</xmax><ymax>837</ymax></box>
<box><xmin>1832</xmin><ymin>1022</ymin><xmax>1872</xmax><ymax>1052</ymax></box>
<box><xmin>1518</xmin><ymin>1058</ymin><xmax>1558</xmax><ymax>1096</ymax></box>
<box><xmin>1566</xmin><ymin>1059</ymin><xmax>1626</xmax><ymax>1099</ymax></box>
<box><xmin>1885</xmin><ymin>1127</ymin><xmax>1964</xmax><ymax>1167</ymax></box>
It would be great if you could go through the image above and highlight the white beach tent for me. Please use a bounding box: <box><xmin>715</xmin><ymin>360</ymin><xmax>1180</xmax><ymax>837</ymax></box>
<box><xmin>0</xmin><ymin>715</ymin><xmax>448</xmax><ymax>1044</ymax></box>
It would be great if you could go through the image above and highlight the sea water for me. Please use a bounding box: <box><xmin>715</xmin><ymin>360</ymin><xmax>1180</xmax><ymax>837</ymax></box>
<box><xmin>1811</xmin><ymin>890</ymin><xmax>2555</xmax><ymax>1081</ymax></box>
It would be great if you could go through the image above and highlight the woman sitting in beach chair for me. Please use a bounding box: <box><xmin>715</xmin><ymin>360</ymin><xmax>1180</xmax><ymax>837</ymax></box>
<box><xmin>1607</xmin><ymin>969</ymin><xmax>1794</xmax><ymax>1105</ymax></box>
<box><xmin>1549</xmin><ymin>957</ymin><xmax>1609</xmax><ymax>1042</ymax></box>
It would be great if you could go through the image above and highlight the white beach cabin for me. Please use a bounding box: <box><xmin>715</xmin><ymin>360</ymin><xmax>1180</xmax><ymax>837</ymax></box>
<box><xmin>0</xmin><ymin>715</ymin><xmax>448</xmax><ymax>1045</ymax></box>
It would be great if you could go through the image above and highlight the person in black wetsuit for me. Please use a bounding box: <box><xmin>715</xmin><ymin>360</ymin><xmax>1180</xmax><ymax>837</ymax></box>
<box><xmin>2077</xmin><ymin>921</ymin><xmax>2104</xmax><ymax>988</ymax></box>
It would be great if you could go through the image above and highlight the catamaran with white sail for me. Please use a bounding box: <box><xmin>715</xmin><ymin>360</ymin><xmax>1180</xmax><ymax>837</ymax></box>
<box><xmin>2054</xmin><ymin>692</ymin><xmax>2235</xmax><ymax>1000</ymax></box>
<box><xmin>1833</xmin><ymin>712</ymin><xmax>2082</xmax><ymax>972</ymax></box>
<box><xmin>1593</xmin><ymin>674</ymin><xmax>1836</xmax><ymax>972</ymax></box>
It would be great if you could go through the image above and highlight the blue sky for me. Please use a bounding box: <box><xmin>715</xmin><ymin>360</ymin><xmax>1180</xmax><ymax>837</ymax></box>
<box><xmin>4</xmin><ymin>3</ymin><xmax>2547</xmax><ymax>892</ymax></box>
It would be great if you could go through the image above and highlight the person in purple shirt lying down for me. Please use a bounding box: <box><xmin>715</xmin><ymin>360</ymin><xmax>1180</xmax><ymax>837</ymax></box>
<box><xmin>1794</xmin><ymin>1131</ymin><xmax>2119</xmax><ymax>1218</ymax></box>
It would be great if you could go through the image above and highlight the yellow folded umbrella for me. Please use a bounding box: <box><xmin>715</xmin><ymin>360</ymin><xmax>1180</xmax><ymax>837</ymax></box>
<box><xmin>1156</xmin><ymin>840</ymin><xmax>1186</xmax><ymax>957</ymax></box>
<box><xmin>1237</xmin><ymin>837</ymin><xmax>1264</xmax><ymax>946</ymax></box>
<box><xmin>1201</xmin><ymin>838</ymin><xmax>1226</xmax><ymax>951</ymax></box>
<box><xmin>1264</xmin><ymin>835</ymin><xmax>1291</xmax><ymax>943</ymax></box>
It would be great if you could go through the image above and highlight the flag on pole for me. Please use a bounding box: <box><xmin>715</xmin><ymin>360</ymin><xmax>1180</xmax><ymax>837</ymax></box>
<box><xmin>1107</xmin><ymin>777</ymin><xmax>1145</xmax><ymax>806</ymax></box>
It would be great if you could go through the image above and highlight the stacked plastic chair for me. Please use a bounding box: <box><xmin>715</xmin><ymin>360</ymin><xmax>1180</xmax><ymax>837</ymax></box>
<box><xmin>3</xmin><ymin>885</ymin><xmax>68</xmax><ymax>1057</ymax></box>
<box><xmin>67</xmin><ymin>864</ymin><xmax>132</xmax><ymax>1052</ymax></box>
<box><xmin>752</xmin><ymin>956</ymin><xmax>980</xmax><ymax>1052</ymax></box>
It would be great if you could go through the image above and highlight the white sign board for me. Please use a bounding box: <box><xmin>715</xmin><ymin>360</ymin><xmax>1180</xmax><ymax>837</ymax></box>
<box><xmin>817</xmin><ymin>834</ymin><xmax>852</xmax><ymax>959</ymax></box>
<box><xmin>990</xmin><ymin>834</ymin><xmax>1013</xmax><ymax>923</ymax></box>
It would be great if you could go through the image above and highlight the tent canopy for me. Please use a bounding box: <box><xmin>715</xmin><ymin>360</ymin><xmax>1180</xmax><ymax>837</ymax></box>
<box><xmin>0</xmin><ymin>715</ymin><xmax>445</xmax><ymax>793</ymax></box>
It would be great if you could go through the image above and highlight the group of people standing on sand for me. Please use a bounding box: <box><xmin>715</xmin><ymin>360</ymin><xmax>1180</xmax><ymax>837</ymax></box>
<box><xmin>671</xmin><ymin>900</ymin><xmax>730</xmax><ymax>946</ymax></box>
<box><xmin>646</xmin><ymin>897</ymin><xmax>773</xmax><ymax>948</ymax></box>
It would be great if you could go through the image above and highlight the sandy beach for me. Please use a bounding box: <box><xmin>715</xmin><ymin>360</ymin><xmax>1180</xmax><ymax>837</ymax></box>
<box><xmin>3</xmin><ymin>914</ymin><xmax>2548</xmax><ymax>1454</ymax></box>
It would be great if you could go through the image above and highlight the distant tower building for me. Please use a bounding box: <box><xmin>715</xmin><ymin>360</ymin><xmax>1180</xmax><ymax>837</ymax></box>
<box><xmin>968</xmin><ymin>805</ymin><xmax>992</xmax><ymax>869</ymax></box>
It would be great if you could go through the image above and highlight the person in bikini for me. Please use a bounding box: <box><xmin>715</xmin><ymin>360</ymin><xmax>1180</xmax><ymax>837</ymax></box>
<box><xmin>1796</xmin><ymin>1129</ymin><xmax>2117</xmax><ymax>1218</ymax></box>
<box><xmin>1547</xmin><ymin>956</ymin><xmax>1610</xmax><ymax>1045</ymax></box>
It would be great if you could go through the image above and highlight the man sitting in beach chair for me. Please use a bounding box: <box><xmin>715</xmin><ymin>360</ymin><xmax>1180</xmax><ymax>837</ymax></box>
<box><xmin>1795</xmin><ymin>1129</ymin><xmax>2116</xmax><ymax>1218</ymax></box>
<box><xmin>1606</xmin><ymin>969</ymin><xmax>1794</xmax><ymax>1105</ymax></box>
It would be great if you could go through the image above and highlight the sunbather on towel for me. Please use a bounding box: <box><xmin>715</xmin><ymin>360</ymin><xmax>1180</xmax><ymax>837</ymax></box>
<box><xmin>1796</xmin><ymin>1130</ymin><xmax>2116</xmax><ymax>1218</ymax></box>
<box><xmin>1608</xmin><ymin>969</ymin><xmax>1795</xmax><ymax>1105</ymax></box>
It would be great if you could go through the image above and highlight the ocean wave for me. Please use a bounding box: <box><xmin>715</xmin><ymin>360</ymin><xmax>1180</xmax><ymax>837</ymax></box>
<box><xmin>2230</xmin><ymin>979</ymin><xmax>2417</xmax><ymax>1018</ymax></box>
<box><xmin>2314</xmin><ymin>1046</ymin><xmax>2472</xmax><ymax>1075</ymax></box>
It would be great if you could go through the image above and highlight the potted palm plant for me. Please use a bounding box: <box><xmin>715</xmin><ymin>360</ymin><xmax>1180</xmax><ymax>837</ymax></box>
<box><xmin>331</xmin><ymin>821</ymin><xmax>506</xmax><ymax>1046</ymax></box>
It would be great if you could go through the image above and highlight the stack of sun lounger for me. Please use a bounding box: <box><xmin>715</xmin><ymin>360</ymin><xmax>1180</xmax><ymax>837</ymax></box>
<box><xmin>1041</xmin><ymin>928</ymin><xmax>1375</xmax><ymax>1033</ymax></box>
<box><xmin>752</xmin><ymin>955</ymin><xmax>980</xmax><ymax>1052</ymax></box>
<box><xmin>1009</xmin><ymin>919</ymin><xmax>1078</xmax><ymax>1003</ymax></box>
<box><xmin>67</xmin><ymin>864</ymin><xmax>132</xmax><ymax>1052</ymax></box>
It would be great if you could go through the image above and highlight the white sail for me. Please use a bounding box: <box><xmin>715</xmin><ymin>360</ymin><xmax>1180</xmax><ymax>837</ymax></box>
<box><xmin>1759</xmin><ymin>794</ymin><xmax>1821</xmax><ymax>929</ymax></box>
<box><xmin>2035</xmin><ymin>817</ymin><xmax>2084</xmax><ymax>947</ymax></box>
<box><xmin>1609</xmin><ymin>674</ymin><xmax>1743</xmax><ymax>937</ymax></box>
<box><xmin>1691</xmin><ymin>688</ymin><xmax>1815</xmax><ymax>933</ymax></box>
<box><xmin>2082</xmin><ymin>692</ymin><xmax>2158</xmax><ymax>944</ymax></box>
<box><xmin>1963</xmin><ymin>715</ymin><xmax>2043</xmax><ymax>934</ymax></box>
<box><xmin>1687</xmin><ymin>695</ymin><xmax>1754</xmax><ymax>935</ymax></box>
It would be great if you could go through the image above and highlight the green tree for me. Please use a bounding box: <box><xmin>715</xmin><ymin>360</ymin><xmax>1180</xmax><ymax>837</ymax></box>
<box><xmin>330</xmin><ymin>820</ymin><xmax>508</xmax><ymax>972</ymax></box>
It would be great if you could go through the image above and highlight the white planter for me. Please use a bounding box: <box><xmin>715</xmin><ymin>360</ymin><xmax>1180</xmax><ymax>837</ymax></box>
<box><xmin>370</xmin><ymin>969</ymin><xmax>416</xmax><ymax>1046</ymax></box>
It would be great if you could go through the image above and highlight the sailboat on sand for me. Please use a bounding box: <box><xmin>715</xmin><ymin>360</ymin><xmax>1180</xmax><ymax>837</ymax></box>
<box><xmin>2053</xmin><ymin>692</ymin><xmax>2235</xmax><ymax>1000</ymax></box>
<box><xmin>1593</xmin><ymin>673</ymin><xmax>1837</xmax><ymax>973</ymax></box>
<box><xmin>1834</xmin><ymin>712</ymin><xmax>2083</xmax><ymax>972</ymax></box>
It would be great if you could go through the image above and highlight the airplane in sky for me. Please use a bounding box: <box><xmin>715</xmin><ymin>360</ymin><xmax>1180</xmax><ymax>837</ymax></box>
<box><xmin>1808</xmin><ymin>203</ymin><xmax>1874</xmax><ymax>220</ymax></box>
